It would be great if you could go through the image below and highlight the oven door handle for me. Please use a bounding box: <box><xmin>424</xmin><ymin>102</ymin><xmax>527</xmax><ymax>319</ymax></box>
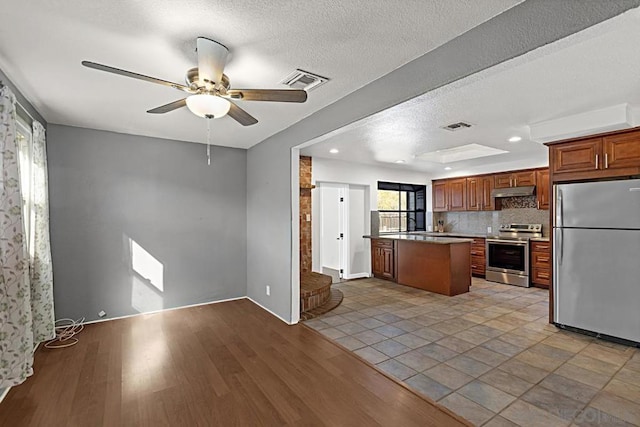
<box><xmin>486</xmin><ymin>239</ymin><xmax>528</xmax><ymax>246</ymax></box>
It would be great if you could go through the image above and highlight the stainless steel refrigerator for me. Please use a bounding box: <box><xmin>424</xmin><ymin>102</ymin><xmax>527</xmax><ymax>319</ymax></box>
<box><xmin>554</xmin><ymin>178</ymin><xmax>640</xmax><ymax>343</ymax></box>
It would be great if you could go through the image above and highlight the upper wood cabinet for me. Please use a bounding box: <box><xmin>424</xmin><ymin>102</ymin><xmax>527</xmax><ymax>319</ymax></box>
<box><xmin>432</xmin><ymin>180</ymin><xmax>448</xmax><ymax>212</ymax></box>
<box><xmin>547</xmin><ymin>128</ymin><xmax>640</xmax><ymax>182</ymax></box>
<box><xmin>550</xmin><ymin>137</ymin><xmax>602</xmax><ymax>174</ymax></box>
<box><xmin>433</xmin><ymin>167</ymin><xmax>546</xmax><ymax>212</ymax></box>
<box><xmin>494</xmin><ymin>170</ymin><xmax>536</xmax><ymax>188</ymax></box>
<box><xmin>467</xmin><ymin>175</ymin><xmax>494</xmax><ymax>211</ymax></box>
<box><xmin>467</xmin><ymin>177</ymin><xmax>480</xmax><ymax>210</ymax></box>
<box><xmin>604</xmin><ymin>131</ymin><xmax>640</xmax><ymax>170</ymax></box>
<box><xmin>536</xmin><ymin>169</ymin><xmax>550</xmax><ymax>210</ymax></box>
<box><xmin>448</xmin><ymin>178</ymin><xmax>467</xmax><ymax>211</ymax></box>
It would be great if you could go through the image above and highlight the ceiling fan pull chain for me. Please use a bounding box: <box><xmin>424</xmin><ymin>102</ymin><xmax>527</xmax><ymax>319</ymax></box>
<box><xmin>206</xmin><ymin>117</ymin><xmax>212</xmax><ymax>165</ymax></box>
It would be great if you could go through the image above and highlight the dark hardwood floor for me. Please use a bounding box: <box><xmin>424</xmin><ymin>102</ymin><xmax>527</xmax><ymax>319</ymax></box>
<box><xmin>0</xmin><ymin>299</ymin><xmax>469</xmax><ymax>426</ymax></box>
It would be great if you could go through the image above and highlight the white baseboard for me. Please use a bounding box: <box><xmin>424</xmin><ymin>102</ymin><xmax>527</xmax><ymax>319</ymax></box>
<box><xmin>83</xmin><ymin>296</ymin><xmax>247</xmax><ymax>325</ymax></box>
<box><xmin>247</xmin><ymin>297</ymin><xmax>297</xmax><ymax>325</ymax></box>
<box><xmin>0</xmin><ymin>386</ymin><xmax>9</xmax><ymax>403</ymax></box>
<box><xmin>345</xmin><ymin>272</ymin><xmax>370</xmax><ymax>280</ymax></box>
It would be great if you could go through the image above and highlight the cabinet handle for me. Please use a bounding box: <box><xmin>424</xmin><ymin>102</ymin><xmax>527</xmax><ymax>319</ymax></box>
<box><xmin>537</xmin><ymin>200</ymin><xmax>540</xmax><ymax>209</ymax></box>
<box><xmin>595</xmin><ymin>154</ymin><xmax>599</xmax><ymax>169</ymax></box>
<box><xmin>605</xmin><ymin>153</ymin><xmax>608</xmax><ymax>169</ymax></box>
<box><xmin>535</xmin><ymin>245</ymin><xmax>549</xmax><ymax>250</ymax></box>
<box><xmin>539</xmin><ymin>257</ymin><xmax>550</xmax><ymax>262</ymax></box>
<box><xmin>539</xmin><ymin>272</ymin><xmax>549</xmax><ymax>278</ymax></box>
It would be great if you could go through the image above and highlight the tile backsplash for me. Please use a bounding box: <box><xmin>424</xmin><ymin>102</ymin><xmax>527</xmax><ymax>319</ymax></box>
<box><xmin>433</xmin><ymin>196</ymin><xmax>550</xmax><ymax>237</ymax></box>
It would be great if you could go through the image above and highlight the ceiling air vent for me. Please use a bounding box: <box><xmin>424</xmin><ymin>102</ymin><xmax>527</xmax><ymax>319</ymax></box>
<box><xmin>280</xmin><ymin>69</ymin><xmax>329</xmax><ymax>91</ymax></box>
<box><xmin>442</xmin><ymin>121</ymin><xmax>473</xmax><ymax>132</ymax></box>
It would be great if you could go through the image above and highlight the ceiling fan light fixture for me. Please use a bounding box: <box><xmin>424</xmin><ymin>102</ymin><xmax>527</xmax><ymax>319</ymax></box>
<box><xmin>186</xmin><ymin>94</ymin><xmax>231</xmax><ymax>118</ymax></box>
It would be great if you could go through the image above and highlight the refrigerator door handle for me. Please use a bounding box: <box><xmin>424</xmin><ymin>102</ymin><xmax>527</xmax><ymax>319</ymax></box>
<box><xmin>558</xmin><ymin>227</ymin><xmax>563</xmax><ymax>265</ymax></box>
<box><xmin>555</xmin><ymin>188</ymin><xmax>563</xmax><ymax>228</ymax></box>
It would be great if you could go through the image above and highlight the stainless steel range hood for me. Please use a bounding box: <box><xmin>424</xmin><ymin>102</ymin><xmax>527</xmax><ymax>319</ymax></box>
<box><xmin>491</xmin><ymin>185</ymin><xmax>536</xmax><ymax>198</ymax></box>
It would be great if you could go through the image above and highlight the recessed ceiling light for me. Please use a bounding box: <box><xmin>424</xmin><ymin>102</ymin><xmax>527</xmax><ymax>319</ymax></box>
<box><xmin>444</xmin><ymin>167</ymin><xmax>452</xmax><ymax>170</ymax></box>
<box><xmin>395</xmin><ymin>160</ymin><xmax>406</xmax><ymax>164</ymax></box>
<box><xmin>508</xmin><ymin>136</ymin><xmax>522</xmax><ymax>142</ymax></box>
<box><xmin>329</xmin><ymin>148</ymin><xmax>339</xmax><ymax>154</ymax></box>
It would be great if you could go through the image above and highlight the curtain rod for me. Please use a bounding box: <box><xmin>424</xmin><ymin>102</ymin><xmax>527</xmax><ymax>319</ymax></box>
<box><xmin>17</xmin><ymin>101</ymin><xmax>36</xmax><ymax>124</ymax></box>
<box><xmin>1</xmin><ymin>79</ymin><xmax>39</xmax><ymax>124</ymax></box>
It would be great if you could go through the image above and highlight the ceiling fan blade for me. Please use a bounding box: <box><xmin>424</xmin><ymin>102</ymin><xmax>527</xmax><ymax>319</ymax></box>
<box><xmin>147</xmin><ymin>98</ymin><xmax>187</xmax><ymax>114</ymax></box>
<box><xmin>227</xmin><ymin>100</ymin><xmax>258</xmax><ymax>126</ymax></box>
<box><xmin>82</xmin><ymin>61</ymin><xmax>191</xmax><ymax>93</ymax></box>
<box><xmin>226</xmin><ymin>89</ymin><xmax>307</xmax><ymax>103</ymax></box>
<box><xmin>197</xmin><ymin>37</ymin><xmax>229</xmax><ymax>86</ymax></box>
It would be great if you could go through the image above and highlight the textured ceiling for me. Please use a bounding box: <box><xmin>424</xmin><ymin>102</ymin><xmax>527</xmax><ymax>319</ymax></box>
<box><xmin>0</xmin><ymin>0</ymin><xmax>521</xmax><ymax>149</ymax></box>
<box><xmin>300</xmin><ymin>7</ymin><xmax>640</xmax><ymax>178</ymax></box>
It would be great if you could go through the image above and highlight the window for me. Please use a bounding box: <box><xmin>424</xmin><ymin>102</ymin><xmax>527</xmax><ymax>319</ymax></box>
<box><xmin>377</xmin><ymin>181</ymin><xmax>426</xmax><ymax>232</ymax></box>
<box><xmin>16</xmin><ymin>114</ymin><xmax>33</xmax><ymax>254</ymax></box>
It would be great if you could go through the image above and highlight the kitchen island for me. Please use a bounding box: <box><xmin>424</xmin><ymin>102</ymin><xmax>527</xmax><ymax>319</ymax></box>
<box><xmin>366</xmin><ymin>234</ymin><xmax>472</xmax><ymax>296</ymax></box>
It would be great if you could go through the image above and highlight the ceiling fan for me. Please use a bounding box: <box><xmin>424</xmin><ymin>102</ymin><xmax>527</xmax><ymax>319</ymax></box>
<box><xmin>82</xmin><ymin>37</ymin><xmax>308</xmax><ymax>126</ymax></box>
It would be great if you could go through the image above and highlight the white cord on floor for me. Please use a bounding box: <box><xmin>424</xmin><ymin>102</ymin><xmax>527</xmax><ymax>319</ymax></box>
<box><xmin>44</xmin><ymin>318</ymin><xmax>85</xmax><ymax>349</ymax></box>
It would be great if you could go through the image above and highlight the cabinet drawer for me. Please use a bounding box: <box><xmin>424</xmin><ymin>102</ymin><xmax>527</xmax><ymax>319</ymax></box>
<box><xmin>531</xmin><ymin>267</ymin><xmax>551</xmax><ymax>286</ymax></box>
<box><xmin>471</xmin><ymin>238</ymin><xmax>486</xmax><ymax>246</ymax></box>
<box><xmin>531</xmin><ymin>241</ymin><xmax>550</xmax><ymax>252</ymax></box>
<box><xmin>470</xmin><ymin>248</ymin><xmax>485</xmax><ymax>257</ymax></box>
<box><xmin>471</xmin><ymin>256</ymin><xmax>486</xmax><ymax>275</ymax></box>
<box><xmin>371</xmin><ymin>239</ymin><xmax>394</xmax><ymax>249</ymax></box>
<box><xmin>532</xmin><ymin>251</ymin><xmax>551</xmax><ymax>268</ymax></box>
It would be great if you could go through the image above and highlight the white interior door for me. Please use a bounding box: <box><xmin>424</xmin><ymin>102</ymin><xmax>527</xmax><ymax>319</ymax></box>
<box><xmin>320</xmin><ymin>183</ymin><xmax>345</xmax><ymax>281</ymax></box>
<box><xmin>347</xmin><ymin>185</ymin><xmax>369</xmax><ymax>279</ymax></box>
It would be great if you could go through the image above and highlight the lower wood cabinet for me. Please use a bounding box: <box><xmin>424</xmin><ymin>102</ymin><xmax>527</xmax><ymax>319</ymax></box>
<box><xmin>531</xmin><ymin>240</ymin><xmax>551</xmax><ymax>288</ymax></box>
<box><xmin>470</xmin><ymin>238</ymin><xmax>486</xmax><ymax>277</ymax></box>
<box><xmin>371</xmin><ymin>238</ymin><xmax>396</xmax><ymax>281</ymax></box>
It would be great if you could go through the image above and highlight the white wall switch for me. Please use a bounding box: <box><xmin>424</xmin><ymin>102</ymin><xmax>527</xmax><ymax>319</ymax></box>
<box><xmin>266</xmin><ymin>285</ymin><xmax>270</xmax><ymax>296</ymax></box>
<box><xmin>487</xmin><ymin>226</ymin><xmax>492</xmax><ymax>234</ymax></box>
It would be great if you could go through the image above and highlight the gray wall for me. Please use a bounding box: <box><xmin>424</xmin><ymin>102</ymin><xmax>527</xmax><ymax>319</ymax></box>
<box><xmin>47</xmin><ymin>125</ymin><xmax>247</xmax><ymax>321</ymax></box>
<box><xmin>247</xmin><ymin>1</ymin><xmax>640</xmax><ymax>322</ymax></box>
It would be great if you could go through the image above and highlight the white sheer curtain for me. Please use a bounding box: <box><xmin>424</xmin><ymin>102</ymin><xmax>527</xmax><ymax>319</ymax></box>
<box><xmin>0</xmin><ymin>85</ymin><xmax>54</xmax><ymax>388</ymax></box>
<box><xmin>28</xmin><ymin>121</ymin><xmax>55</xmax><ymax>342</ymax></box>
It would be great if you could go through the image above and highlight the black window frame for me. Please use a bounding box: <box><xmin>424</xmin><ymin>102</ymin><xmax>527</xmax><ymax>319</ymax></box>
<box><xmin>377</xmin><ymin>181</ymin><xmax>426</xmax><ymax>232</ymax></box>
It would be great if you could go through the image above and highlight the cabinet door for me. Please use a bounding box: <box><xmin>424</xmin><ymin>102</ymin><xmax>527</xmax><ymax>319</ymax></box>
<box><xmin>535</xmin><ymin>169</ymin><xmax>550</xmax><ymax>210</ymax></box>
<box><xmin>480</xmin><ymin>176</ymin><xmax>495</xmax><ymax>210</ymax></box>
<box><xmin>550</xmin><ymin>138</ymin><xmax>602</xmax><ymax>174</ymax></box>
<box><xmin>603</xmin><ymin>130</ymin><xmax>640</xmax><ymax>170</ymax></box>
<box><xmin>432</xmin><ymin>181</ymin><xmax>448</xmax><ymax>212</ymax></box>
<box><xmin>372</xmin><ymin>247</ymin><xmax>383</xmax><ymax>276</ymax></box>
<box><xmin>467</xmin><ymin>177</ymin><xmax>480</xmax><ymax>211</ymax></box>
<box><xmin>494</xmin><ymin>172</ymin><xmax>513</xmax><ymax>188</ymax></box>
<box><xmin>382</xmin><ymin>247</ymin><xmax>395</xmax><ymax>279</ymax></box>
<box><xmin>513</xmin><ymin>170</ymin><xmax>536</xmax><ymax>187</ymax></box>
<box><xmin>448</xmin><ymin>178</ymin><xmax>467</xmax><ymax>211</ymax></box>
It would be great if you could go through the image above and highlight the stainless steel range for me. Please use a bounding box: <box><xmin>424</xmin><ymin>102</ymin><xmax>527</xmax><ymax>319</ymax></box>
<box><xmin>486</xmin><ymin>223</ymin><xmax>542</xmax><ymax>287</ymax></box>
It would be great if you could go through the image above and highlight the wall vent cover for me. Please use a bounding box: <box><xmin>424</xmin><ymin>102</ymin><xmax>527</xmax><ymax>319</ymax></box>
<box><xmin>441</xmin><ymin>121</ymin><xmax>473</xmax><ymax>131</ymax></box>
<box><xmin>280</xmin><ymin>69</ymin><xmax>329</xmax><ymax>91</ymax></box>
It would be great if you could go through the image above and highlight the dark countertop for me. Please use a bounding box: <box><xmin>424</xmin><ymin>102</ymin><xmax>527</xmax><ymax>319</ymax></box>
<box><xmin>530</xmin><ymin>237</ymin><xmax>551</xmax><ymax>242</ymax></box>
<box><xmin>364</xmin><ymin>234</ymin><xmax>473</xmax><ymax>245</ymax></box>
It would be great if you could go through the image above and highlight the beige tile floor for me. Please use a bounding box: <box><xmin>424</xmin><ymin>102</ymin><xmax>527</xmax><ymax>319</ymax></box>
<box><xmin>305</xmin><ymin>277</ymin><xmax>640</xmax><ymax>426</ymax></box>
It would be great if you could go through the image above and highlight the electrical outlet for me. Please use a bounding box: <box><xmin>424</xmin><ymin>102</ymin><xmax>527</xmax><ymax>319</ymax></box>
<box><xmin>266</xmin><ymin>285</ymin><xmax>270</xmax><ymax>296</ymax></box>
<box><xmin>98</xmin><ymin>310</ymin><xmax>106</xmax><ymax>318</ymax></box>
<box><xmin>487</xmin><ymin>226</ymin><xmax>492</xmax><ymax>234</ymax></box>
